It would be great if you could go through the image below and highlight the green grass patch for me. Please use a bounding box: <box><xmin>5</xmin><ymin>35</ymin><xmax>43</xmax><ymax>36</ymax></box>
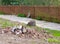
<box><xmin>48</xmin><ymin>38</ymin><xmax>60</xmax><ymax>43</ymax></box>
<box><xmin>0</xmin><ymin>18</ymin><xmax>25</xmax><ymax>28</ymax></box>
<box><xmin>45</xmin><ymin>28</ymin><xmax>60</xmax><ymax>37</ymax></box>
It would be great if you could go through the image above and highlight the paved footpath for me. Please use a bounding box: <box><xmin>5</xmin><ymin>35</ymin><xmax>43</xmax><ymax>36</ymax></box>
<box><xmin>0</xmin><ymin>15</ymin><xmax>60</xmax><ymax>30</ymax></box>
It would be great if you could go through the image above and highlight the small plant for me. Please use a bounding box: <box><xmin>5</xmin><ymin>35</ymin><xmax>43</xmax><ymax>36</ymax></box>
<box><xmin>36</xmin><ymin>16</ymin><xmax>43</xmax><ymax>20</ymax></box>
<box><xmin>51</xmin><ymin>17</ymin><xmax>60</xmax><ymax>23</ymax></box>
<box><xmin>17</xmin><ymin>13</ymin><xmax>26</xmax><ymax>17</ymax></box>
<box><xmin>0</xmin><ymin>11</ymin><xmax>5</xmax><ymax>14</ymax></box>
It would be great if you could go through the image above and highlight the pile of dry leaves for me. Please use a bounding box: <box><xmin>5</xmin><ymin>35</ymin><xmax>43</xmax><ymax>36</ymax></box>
<box><xmin>0</xmin><ymin>25</ymin><xmax>53</xmax><ymax>40</ymax></box>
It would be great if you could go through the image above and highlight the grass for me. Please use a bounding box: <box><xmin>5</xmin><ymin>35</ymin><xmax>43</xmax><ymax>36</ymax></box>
<box><xmin>45</xmin><ymin>28</ymin><xmax>60</xmax><ymax>37</ymax></box>
<box><xmin>48</xmin><ymin>38</ymin><xmax>60</xmax><ymax>43</ymax></box>
<box><xmin>0</xmin><ymin>18</ymin><xmax>26</xmax><ymax>28</ymax></box>
<box><xmin>45</xmin><ymin>28</ymin><xmax>60</xmax><ymax>43</ymax></box>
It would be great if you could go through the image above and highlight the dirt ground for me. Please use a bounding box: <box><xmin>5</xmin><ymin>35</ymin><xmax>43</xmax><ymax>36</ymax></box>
<box><xmin>0</xmin><ymin>33</ymin><xmax>48</xmax><ymax>44</ymax></box>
